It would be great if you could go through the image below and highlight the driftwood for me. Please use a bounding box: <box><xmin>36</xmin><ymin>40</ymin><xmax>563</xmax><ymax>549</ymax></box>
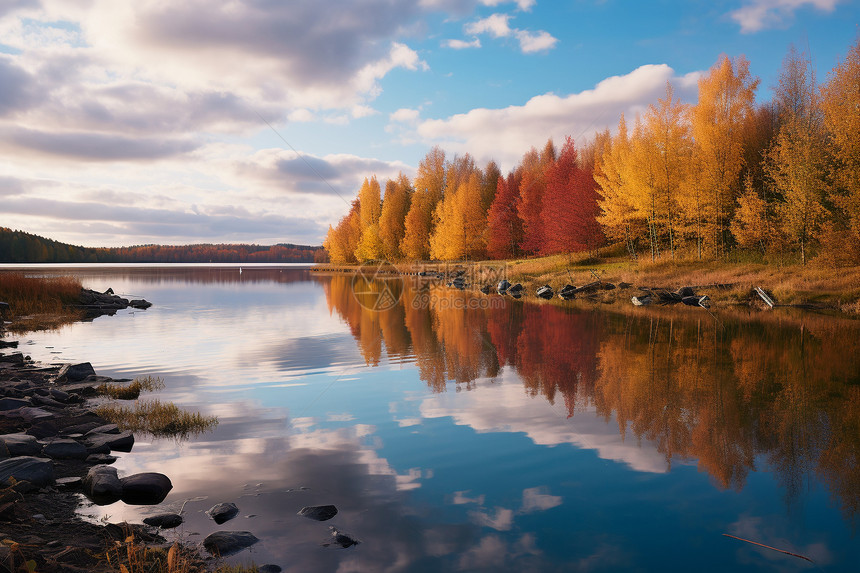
<box><xmin>722</xmin><ymin>534</ymin><xmax>813</xmax><ymax>563</ymax></box>
<box><xmin>755</xmin><ymin>286</ymin><xmax>775</xmax><ymax>308</ymax></box>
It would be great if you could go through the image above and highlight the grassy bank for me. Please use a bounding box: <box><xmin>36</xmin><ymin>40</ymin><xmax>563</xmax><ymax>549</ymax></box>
<box><xmin>313</xmin><ymin>253</ymin><xmax>860</xmax><ymax>314</ymax></box>
<box><xmin>0</xmin><ymin>272</ymin><xmax>84</xmax><ymax>331</ymax></box>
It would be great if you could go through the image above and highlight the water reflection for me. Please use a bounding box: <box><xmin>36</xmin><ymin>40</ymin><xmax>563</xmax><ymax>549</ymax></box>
<box><xmin>320</xmin><ymin>274</ymin><xmax>860</xmax><ymax>524</ymax></box>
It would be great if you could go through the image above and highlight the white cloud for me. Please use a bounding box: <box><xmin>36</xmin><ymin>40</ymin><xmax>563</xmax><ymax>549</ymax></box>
<box><xmin>288</xmin><ymin>109</ymin><xmax>315</xmax><ymax>122</ymax></box>
<box><xmin>415</xmin><ymin>64</ymin><xmax>701</xmax><ymax>170</ymax></box>
<box><xmin>466</xmin><ymin>13</ymin><xmax>513</xmax><ymax>37</ymax></box>
<box><xmin>516</xmin><ymin>29</ymin><xmax>557</xmax><ymax>53</ymax></box>
<box><xmin>730</xmin><ymin>0</ymin><xmax>841</xmax><ymax>33</ymax></box>
<box><xmin>463</xmin><ymin>12</ymin><xmax>556</xmax><ymax>54</ymax></box>
<box><xmin>520</xmin><ymin>487</ymin><xmax>562</xmax><ymax>513</ymax></box>
<box><xmin>390</xmin><ymin>108</ymin><xmax>422</xmax><ymax>123</ymax></box>
<box><xmin>445</xmin><ymin>37</ymin><xmax>482</xmax><ymax>49</ymax></box>
<box><xmin>480</xmin><ymin>0</ymin><xmax>536</xmax><ymax>10</ymax></box>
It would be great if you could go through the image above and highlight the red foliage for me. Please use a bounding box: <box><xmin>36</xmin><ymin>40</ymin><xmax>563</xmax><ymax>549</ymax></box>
<box><xmin>486</xmin><ymin>171</ymin><xmax>525</xmax><ymax>259</ymax></box>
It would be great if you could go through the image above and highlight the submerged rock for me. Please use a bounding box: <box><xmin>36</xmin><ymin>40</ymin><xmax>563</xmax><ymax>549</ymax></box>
<box><xmin>297</xmin><ymin>504</ymin><xmax>338</xmax><ymax>521</ymax></box>
<box><xmin>203</xmin><ymin>531</ymin><xmax>259</xmax><ymax>557</ymax></box>
<box><xmin>207</xmin><ymin>502</ymin><xmax>240</xmax><ymax>524</ymax></box>
<box><xmin>56</xmin><ymin>363</ymin><xmax>96</xmax><ymax>382</ymax></box>
<box><xmin>326</xmin><ymin>526</ymin><xmax>360</xmax><ymax>548</ymax></box>
<box><xmin>143</xmin><ymin>513</ymin><xmax>183</xmax><ymax>529</ymax></box>
<box><xmin>85</xmin><ymin>431</ymin><xmax>134</xmax><ymax>453</ymax></box>
<box><xmin>121</xmin><ymin>472</ymin><xmax>173</xmax><ymax>505</ymax></box>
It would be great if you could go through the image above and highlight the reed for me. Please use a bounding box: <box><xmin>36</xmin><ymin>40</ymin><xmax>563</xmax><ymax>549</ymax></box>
<box><xmin>0</xmin><ymin>272</ymin><xmax>81</xmax><ymax>315</ymax></box>
<box><xmin>97</xmin><ymin>376</ymin><xmax>165</xmax><ymax>400</ymax></box>
<box><xmin>94</xmin><ymin>399</ymin><xmax>218</xmax><ymax>439</ymax></box>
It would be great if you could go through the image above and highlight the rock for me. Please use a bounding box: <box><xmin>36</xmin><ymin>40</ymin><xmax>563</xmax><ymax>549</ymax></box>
<box><xmin>85</xmin><ymin>431</ymin><xmax>134</xmax><ymax>453</ymax></box>
<box><xmin>479</xmin><ymin>285</ymin><xmax>491</xmax><ymax>294</ymax></box>
<box><xmin>327</xmin><ymin>526</ymin><xmax>360</xmax><ymax>548</ymax></box>
<box><xmin>56</xmin><ymin>363</ymin><xmax>96</xmax><ymax>382</ymax></box>
<box><xmin>18</xmin><ymin>407</ymin><xmax>54</xmax><ymax>423</ymax></box>
<box><xmin>618</xmin><ymin>282</ymin><xmax>632</xmax><ymax>289</ymax></box>
<box><xmin>497</xmin><ymin>280</ymin><xmax>511</xmax><ymax>294</ymax></box>
<box><xmin>143</xmin><ymin>513</ymin><xmax>183</xmax><ymax>529</ymax></box>
<box><xmin>0</xmin><ymin>456</ymin><xmax>54</xmax><ymax>487</ymax></box>
<box><xmin>202</xmin><ymin>531</ymin><xmax>259</xmax><ymax>557</ymax></box>
<box><xmin>0</xmin><ymin>339</ymin><xmax>18</xmax><ymax>349</ymax></box>
<box><xmin>82</xmin><ymin>465</ymin><xmax>122</xmax><ymax>505</ymax></box>
<box><xmin>508</xmin><ymin>283</ymin><xmax>524</xmax><ymax>294</ymax></box>
<box><xmin>0</xmin><ymin>397</ymin><xmax>31</xmax><ymax>411</ymax></box>
<box><xmin>85</xmin><ymin>453</ymin><xmax>117</xmax><ymax>464</ymax></box>
<box><xmin>49</xmin><ymin>389</ymin><xmax>71</xmax><ymax>403</ymax></box>
<box><xmin>297</xmin><ymin>504</ymin><xmax>338</xmax><ymax>521</ymax></box>
<box><xmin>0</xmin><ymin>433</ymin><xmax>42</xmax><ymax>456</ymax></box>
<box><xmin>129</xmin><ymin>300</ymin><xmax>152</xmax><ymax>309</ymax></box>
<box><xmin>603</xmin><ymin>283</ymin><xmax>616</xmax><ymax>290</ymax></box>
<box><xmin>0</xmin><ymin>352</ymin><xmax>25</xmax><ymax>365</ymax></box>
<box><xmin>631</xmin><ymin>295</ymin><xmax>652</xmax><ymax>306</ymax></box>
<box><xmin>120</xmin><ymin>472</ymin><xmax>173</xmax><ymax>505</ymax></box>
<box><xmin>42</xmin><ymin>439</ymin><xmax>89</xmax><ymax>460</ymax></box>
<box><xmin>85</xmin><ymin>424</ymin><xmax>120</xmax><ymax>436</ymax></box>
<box><xmin>675</xmin><ymin>286</ymin><xmax>695</xmax><ymax>298</ymax></box>
<box><xmin>56</xmin><ymin>476</ymin><xmax>83</xmax><ymax>489</ymax></box>
<box><xmin>25</xmin><ymin>420</ymin><xmax>60</xmax><ymax>439</ymax></box>
<box><xmin>536</xmin><ymin>285</ymin><xmax>554</xmax><ymax>299</ymax></box>
<box><xmin>207</xmin><ymin>502</ymin><xmax>240</xmax><ymax>524</ymax></box>
<box><xmin>258</xmin><ymin>566</ymin><xmax>282</xmax><ymax>573</ymax></box>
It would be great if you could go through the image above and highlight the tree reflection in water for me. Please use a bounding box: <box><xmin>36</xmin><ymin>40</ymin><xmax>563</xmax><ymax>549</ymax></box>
<box><xmin>318</xmin><ymin>274</ymin><xmax>860</xmax><ymax>525</ymax></box>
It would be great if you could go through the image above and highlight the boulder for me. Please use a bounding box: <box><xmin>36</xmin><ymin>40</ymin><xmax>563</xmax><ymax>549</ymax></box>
<box><xmin>207</xmin><ymin>502</ymin><xmax>240</xmax><ymax>524</ymax></box>
<box><xmin>0</xmin><ymin>456</ymin><xmax>54</xmax><ymax>487</ymax></box>
<box><xmin>0</xmin><ymin>352</ymin><xmax>25</xmax><ymax>365</ymax></box>
<box><xmin>508</xmin><ymin>283</ymin><xmax>524</xmax><ymax>294</ymax></box>
<box><xmin>0</xmin><ymin>433</ymin><xmax>41</xmax><ymax>456</ymax></box>
<box><xmin>297</xmin><ymin>504</ymin><xmax>338</xmax><ymax>521</ymax></box>
<box><xmin>55</xmin><ymin>476</ymin><xmax>83</xmax><ymax>489</ymax></box>
<box><xmin>25</xmin><ymin>420</ymin><xmax>60</xmax><ymax>440</ymax></box>
<box><xmin>327</xmin><ymin>526</ymin><xmax>360</xmax><ymax>548</ymax></box>
<box><xmin>497</xmin><ymin>280</ymin><xmax>511</xmax><ymax>294</ymax></box>
<box><xmin>85</xmin><ymin>431</ymin><xmax>134</xmax><ymax>453</ymax></box>
<box><xmin>85</xmin><ymin>424</ymin><xmax>120</xmax><ymax>436</ymax></box>
<box><xmin>536</xmin><ymin>285</ymin><xmax>554</xmax><ymax>299</ymax></box>
<box><xmin>56</xmin><ymin>363</ymin><xmax>96</xmax><ymax>382</ymax></box>
<box><xmin>85</xmin><ymin>453</ymin><xmax>117</xmax><ymax>465</ymax></box>
<box><xmin>82</xmin><ymin>465</ymin><xmax>122</xmax><ymax>505</ymax></box>
<box><xmin>120</xmin><ymin>472</ymin><xmax>173</xmax><ymax>505</ymax></box>
<box><xmin>143</xmin><ymin>513</ymin><xmax>183</xmax><ymax>529</ymax></box>
<box><xmin>129</xmin><ymin>300</ymin><xmax>152</xmax><ymax>309</ymax></box>
<box><xmin>258</xmin><ymin>566</ymin><xmax>282</xmax><ymax>573</ymax></box>
<box><xmin>202</xmin><ymin>531</ymin><xmax>259</xmax><ymax>557</ymax></box>
<box><xmin>18</xmin><ymin>407</ymin><xmax>54</xmax><ymax>423</ymax></box>
<box><xmin>42</xmin><ymin>439</ymin><xmax>89</xmax><ymax>460</ymax></box>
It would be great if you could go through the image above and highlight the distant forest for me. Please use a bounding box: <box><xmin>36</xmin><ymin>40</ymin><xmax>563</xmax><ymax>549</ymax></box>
<box><xmin>0</xmin><ymin>228</ymin><xmax>325</xmax><ymax>263</ymax></box>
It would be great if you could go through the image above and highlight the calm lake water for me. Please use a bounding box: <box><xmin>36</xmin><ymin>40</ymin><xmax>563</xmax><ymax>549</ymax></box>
<box><xmin>4</xmin><ymin>265</ymin><xmax>859</xmax><ymax>572</ymax></box>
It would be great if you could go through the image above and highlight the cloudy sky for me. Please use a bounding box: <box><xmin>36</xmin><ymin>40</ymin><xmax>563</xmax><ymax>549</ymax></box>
<box><xmin>1</xmin><ymin>0</ymin><xmax>857</xmax><ymax>247</ymax></box>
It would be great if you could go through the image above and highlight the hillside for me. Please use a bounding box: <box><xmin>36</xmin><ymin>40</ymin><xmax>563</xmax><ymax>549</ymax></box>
<box><xmin>0</xmin><ymin>227</ymin><xmax>324</xmax><ymax>263</ymax></box>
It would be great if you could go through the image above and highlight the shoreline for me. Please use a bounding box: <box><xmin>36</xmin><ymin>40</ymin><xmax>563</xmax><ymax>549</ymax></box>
<box><xmin>311</xmin><ymin>257</ymin><xmax>860</xmax><ymax>315</ymax></box>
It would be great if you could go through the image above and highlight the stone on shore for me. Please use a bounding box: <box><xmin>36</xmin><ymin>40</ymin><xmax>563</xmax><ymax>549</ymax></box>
<box><xmin>0</xmin><ymin>397</ymin><xmax>31</xmax><ymax>410</ymax></box>
<box><xmin>298</xmin><ymin>504</ymin><xmax>338</xmax><ymax>521</ymax></box>
<box><xmin>202</xmin><ymin>531</ymin><xmax>259</xmax><ymax>557</ymax></box>
<box><xmin>85</xmin><ymin>431</ymin><xmax>134</xmax><ymax>453</ymax></box>
<box><xmin>82</xmin><ymin>465</ymin><xmax>122</xmax><ymax>505</ymax></box>
<box><xmin>120</xmin><ymin>472</ymin><xmax>173</xmax><ymax>505</ymax></box>
<box><xmin>0</xmin><ymin>456</ymin><xmax>54</xmax><ymax>487</ymax></box>
<box><xmin>0</xmin><ymin>433</ymin><xmax>41</xmax><ymax>456</ymax></box>
<box><xmin>143</xmin><ymin>513</ymin><xmax>183</xmax><ymax>529</ymax></box>
<box><xmin>207</xmin><ymin>502</ymin><xmax>240</xmax><ymax>524</ymax></box>
<box><xmin>56</xmin><ymin>363</ymin><xmax>97</xmax><ymax>382</ymax></box>
<box><xmin>42</xmin><ymin>438</ymin><xmax>89</xmax><ymax>460</ymax></box>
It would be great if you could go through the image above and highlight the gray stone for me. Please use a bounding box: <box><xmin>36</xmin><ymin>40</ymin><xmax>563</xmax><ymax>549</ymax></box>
<box><xmin>18</xmin><ymin>407</ymin><xmax>54</xmax><ymax>423</ymax></box>
<box><xmin>258</xmin><ymin>566</ymin><xmax>282</xmax><ymax>573</ymax></box>
<box><xmin>120</xmin><ymin>472</ymin><xmax>173</xmax><ymax>505</ymax></box>
<box><xmin>143</xmin><ymin>513</ymin><xmax>183</xmax><ymax>529</ymax></box>
<box><xmin>42</xmin><ymin>439</ymin><xmax>89</xmax><ymax>460</ymax></box>
<box><xmin>85</xmin><ymin>424</ymin><xmax>120</xmax><ymax>436</ymax></box>
<box><xmin>56</xmin><ymin>362</ymin><xmax>96</xmax><ymax>382</ymax></box>
<box><xmin>85</xmin><ymin>431</ymin><xmax>134</xmax><ymax>453</ymax></box>
<box><xmin>56</xmin><ymin>476</ymin><xmax>82</xmax><ymax>489</ymax></box>
<box><xmin>0</xmin><ymin>433</ymin><xmax>41</xmax><ymax>456</ymax></box>
<box><xmin>206</xmin><ymin>502</ymin><xmax>239</xmax><ymax>524</ymax></box>
<box><xmin>297</xmin><ymin>504</ymin><xmax>338</xmax><ymax>521</ymax></box>
<box><xmin>0</xmin><ymin>353</ymin><xmax>25</xmax><ymax>365</ymax></box>
<box><xmin>0</xmin><ymin>397</ymin><xmax>31</xmax><ymax>411</ymax></box>
<box><xmin>85</xmin><ymin>453</ymin><xmax>117</xmax><ymax>464</ymax></box>
<box><xmin>202</xmin><ymin>531</ymin><xmax>259</xmax><ymax>557</ymax></box>
<box><xmin>327</xmin><ymin>526</ymin><xmax>360</xmax><ymax>548</ymax></box>
<box><xmin>82</xmin><ymin>464</ymin><xmax>122</xmax><ymax>505</ymax></box>
<box><xmin>0</xmin><ymin>456</ymin><xmax>54</xmax><ymax>487</ymax></box>
<box><xmin>49</xmin><ymin>389</ymin><xmax>71</xmax><ymax>403</ymax></box>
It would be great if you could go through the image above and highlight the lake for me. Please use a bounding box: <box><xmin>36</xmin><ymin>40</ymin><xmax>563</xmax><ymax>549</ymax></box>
<box><xmin>4</xmin><ymin>264</ymin><xmax>859</xmax><ymax>572</ymax></box>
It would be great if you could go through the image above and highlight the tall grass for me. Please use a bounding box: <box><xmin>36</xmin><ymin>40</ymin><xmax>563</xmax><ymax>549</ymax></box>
<box><xmin>95</xmin><ymin>399</ymin><xmax>218</xmax><ymax>439</ymax></box>
<box><xmin>0</xmin><ymin>272</ymin><xmax>82</xmax><ymax>315</ymax></box>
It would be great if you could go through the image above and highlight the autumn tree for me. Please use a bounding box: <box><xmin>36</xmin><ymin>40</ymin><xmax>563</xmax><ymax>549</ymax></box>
<box><xmin>517</xmin><ymin>140</ymin><xmax>556</xmax><ymax>254</ymax></box>
<box><xmin>430</xmin><ymin>171</ymin><xmax>486</xmax><ymax>260</ymax></box>
<box><xmin>486</xmin><ymin>169</ymin><xmax>524</xmax><ymax>259</ymax></box>
<box><xmin>626</xmin><ymin>117</ymin><xmax>663</xmax><ymax>259</ymax></box>
<box><xmin>820</xmin><ymin>36</ymin><xmax>860</xmax><ymax>262</ymax></box>
<box><xmin>401</xmin><ymin>147</ymin><xmax>446</xmax><ymax>260</ymax></box>
<box><xmin>691</xmin><ymin>55</ymin><xmax>759</xmax><ymax>258</ymax></box>
<box><xmin>541</xmin><ymin>137</ymin><xmax>602</xmax><ymax>255</ymax></box>
<box><xmin>324</xmin><ymin>198</ymin><xmax>362</xmax><ymax>264</ymax></box>
<box><xmin>595</xmin><ymin>116</ymin><xmax>641</xmax><ymax>259</ymax></box>
<box><xmin>378</xmin><ymin>174</ymin><xmax>413</xmax><ymax>261</ymax></box>
<box><xmin>765</xmin><ymin>46</ymin><xmax>829</xmax><ymax>264</ymax></box>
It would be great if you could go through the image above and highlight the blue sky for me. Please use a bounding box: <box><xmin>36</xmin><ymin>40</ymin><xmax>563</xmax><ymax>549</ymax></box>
<box><xmin>1</xmin><ymin>0</ymin><xmax>857</xmax><ymax>247</ymax></box>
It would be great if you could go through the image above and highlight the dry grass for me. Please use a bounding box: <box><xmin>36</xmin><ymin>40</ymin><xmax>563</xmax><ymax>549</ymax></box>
<box><xmin>97</xmin><ymin>376</ymin><xmax>165</xmax><ymax>400</ymax></box>
<box><xmin>94</xmin><ymin>399</ymin><xmax>218</xmax><ymax>439</ymax></box>
<box><xmin>0</xmin><ymin>272</ymin><xmax>84</xmax><ymax>332</ymax></box>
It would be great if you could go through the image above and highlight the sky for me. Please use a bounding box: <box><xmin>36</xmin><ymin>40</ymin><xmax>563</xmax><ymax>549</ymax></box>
<box><xmin>1</xmin><ymin>0</ymin><xmax>858</xmax><ymax>248</ymax></box>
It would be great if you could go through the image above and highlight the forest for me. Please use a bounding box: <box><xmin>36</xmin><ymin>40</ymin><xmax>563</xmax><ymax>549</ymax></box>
<box><xmin>325</xmin><ymin>39</ymin><xmax>860</xmax><ymax>267</ymax></box>
<box><xmin>0</xmin><ymin>227</ymin><xmax>323</xmax><ymax>263</ymax></box>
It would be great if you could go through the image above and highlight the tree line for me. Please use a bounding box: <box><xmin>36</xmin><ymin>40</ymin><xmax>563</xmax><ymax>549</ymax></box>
<box><xmin>326</xmin><ymin>38</ymin><xmax>860</xmax><ymax>266</ymax></box>
<box><xmin>0</xmin><ymin>227</ymin><xmax>323</xmax><ymax>263</ymax></box>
